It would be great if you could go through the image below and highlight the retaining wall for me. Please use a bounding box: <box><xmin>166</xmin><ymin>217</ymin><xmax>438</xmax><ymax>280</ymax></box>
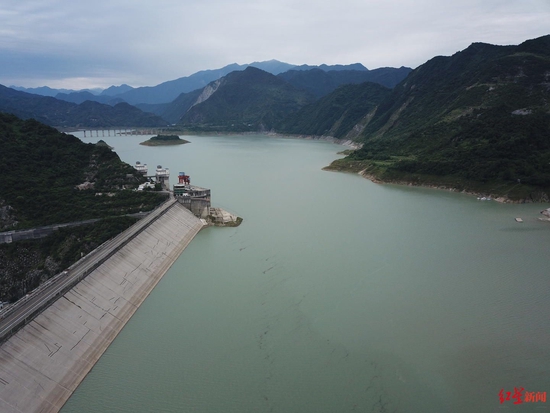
<box><xmin>0</xmin><ymin>203</ymin><xmax>203</xmax><ymax>413</ymax></box>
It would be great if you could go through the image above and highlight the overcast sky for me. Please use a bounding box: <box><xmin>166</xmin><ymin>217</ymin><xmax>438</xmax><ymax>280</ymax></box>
<box><xmin>1</xmin><ymin>0</ymin><xmax>549</xmax><ymax>90</ymax></box>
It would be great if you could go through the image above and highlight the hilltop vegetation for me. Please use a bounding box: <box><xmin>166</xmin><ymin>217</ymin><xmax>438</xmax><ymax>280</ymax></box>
<box><xmin>0</xmin><ymin>113</ymin><xmax>165</xmax><ymax>229</ymax></box>
<box><xmin>140</xmin><ymin>134</ymin><xmax>190</xmax><ymax>146</ymax></box>
<box><xmin>326</xmin><ymin>35</ymin><xmax>550</xmax><ymax>201</ymax></box>
<box><xmin>139</xmin><ymin>66</ymin><xmax>410</xmax><ymax>125</ymax></box>
<box><xmin>277</xmin><ymin>82</ymin><xmax>391</xmax><ymax>139</ymax></box>
<box><xmin>0</xmin><ymin>113</ymin><xmax>168</xmax><ymax>302</ymax></box>
<box><xmin>178</xmin><ymin>67</ymin><xmax>315</xmax><ymax>132</ymax></box>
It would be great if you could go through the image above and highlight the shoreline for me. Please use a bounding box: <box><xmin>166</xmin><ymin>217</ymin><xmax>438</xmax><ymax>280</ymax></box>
<box><xmin>264</xmin><ymin>132</ymin><xmax>364</xmax><ymax>149</ymax></box>
<box><xmin>355</xmin><ymin>169</ymin><xmax>549</xmax><ymax>204</ymax></box>
<box><xmin>174</xmin><ymin>130</ymin><xmax>364</xmax><ymax>149</ymax></box>
<box><xmin>241</xmin><ymin>131</ymin><xmax>549</xmax><ymax>204</ymax></box>
<box><xmin>322</xmin><ymin>162</ymin><xmax>550</xmax><ymax>204</ymax></box>
<box><xmin>359</xmin><ymin>170</ymin><xmax>508</xmax><ymax>202</ymax></box>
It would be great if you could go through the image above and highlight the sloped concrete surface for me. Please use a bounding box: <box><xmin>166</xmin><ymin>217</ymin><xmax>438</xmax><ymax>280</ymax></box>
<box><xmin>0</xmin><ymin>204</ymin><xmax>203</xmax><ymax>413</ymax></box>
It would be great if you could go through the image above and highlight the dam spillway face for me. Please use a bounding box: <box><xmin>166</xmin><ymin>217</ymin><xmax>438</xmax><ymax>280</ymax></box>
<box><xmin>0</xmin><ymin>203</ymin><xmax>203</xmax><ymax>413</ymax></box>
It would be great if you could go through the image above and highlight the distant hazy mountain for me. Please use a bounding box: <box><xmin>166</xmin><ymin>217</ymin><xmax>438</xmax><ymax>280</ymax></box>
<box><xmin>55</xmin><ymin>91</ymin><xmax>126</xmax><ymax>106</ymax></box>
<box><xmin>0</xmin><ymin>85</ymin><xmax>166</xmax><ymax>127</ymax></box>
<box><xmin>292</xmin><ymin>63</ymin><xmax>369</xmax><ymax>72</ymax></box>
<box><xmin>10</xmin><ymin>86</ymin><xmax>102</xmax><ymax>97</ymax></box>
<box><xmin>177</xmin><ymin>67</ymin><xmax>314</xmax><ymax>132</ymax></box>
<box><xmin>136</xmin><ymin>89</ymin><xmax>203</xmax><ymax>124</ymax></box>
<box><xmin>113</xmin><ymin>61</ymin><xmax>296</xmax><ymax>105</ymax></box>
<box><xmin>11</xmin><ymin>60</ymin><xmax>407</xmax><ymax>107</ymax></box>
<box><xmin>246</xmin><ymin>59</ymin><xmax>297</xmax><ymax>75</ymax></box>
<box><xmin>109</xmin><ymin>60</ymin><xmax>393</xmax><ymax>105</ymax></box>
<box><xmin>111</xmin><ymin>64</ymin><xmax>243</xmax><ymax>106</ymax></box>
<box><xmin>100</xmin><ymin>84</ymin><xmax>134</xmax><ymax>96</ymax></box>
<box><xmin>277</xmin><ymin>67</ymin><xmax>411</xmax><ymax>98</ymax></box>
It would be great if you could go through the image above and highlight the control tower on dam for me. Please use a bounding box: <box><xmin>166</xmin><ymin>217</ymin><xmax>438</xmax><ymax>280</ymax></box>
<box><xmin>173</xmin><ymin>171</ymin><xmax>211</xmax><ymax>219</ymax></box>
<box><xmin>0</xmin><ymin>202</ymin><xmax>204</xmax><ymax>413</ymax></box>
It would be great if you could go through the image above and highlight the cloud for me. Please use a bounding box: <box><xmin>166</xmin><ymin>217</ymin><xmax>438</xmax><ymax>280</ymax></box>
<box><xmin>0</xmin><ymin>0</ymin><xmax>549</xmax><ymax>88</ymax></box>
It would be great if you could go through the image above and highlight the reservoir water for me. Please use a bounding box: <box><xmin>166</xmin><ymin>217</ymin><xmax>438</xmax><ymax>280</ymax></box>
<box><xmin>62</xmin><ymin>133</ymin><xmax>549</xmax><ymax>412</ymax></box>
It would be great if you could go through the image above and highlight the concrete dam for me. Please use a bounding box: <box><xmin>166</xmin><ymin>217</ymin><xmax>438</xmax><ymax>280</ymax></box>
<box><xmin>0</xmin><ymin>202</ymin><xmax>204</xmax><ymax>413</ymax></box>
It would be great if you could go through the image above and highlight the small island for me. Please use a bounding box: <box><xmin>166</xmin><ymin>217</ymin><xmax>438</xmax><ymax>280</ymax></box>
<box><xmin>140</xmin><ymin>135</ymin><xmax>190</xmax><ymax>146</ymax></box>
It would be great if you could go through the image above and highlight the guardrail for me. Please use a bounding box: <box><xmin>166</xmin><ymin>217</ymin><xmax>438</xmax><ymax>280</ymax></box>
<box><xmin>0</xmin><ymin>198</ymin><xmax>177</xmax><ymax>342</ymax></box>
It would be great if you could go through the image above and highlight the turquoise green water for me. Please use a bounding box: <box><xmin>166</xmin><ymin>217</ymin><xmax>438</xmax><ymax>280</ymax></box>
<box><xmin>62</xmin><ymin>133</ymin><xmax>550</xmax><ymax>412</ymax></box>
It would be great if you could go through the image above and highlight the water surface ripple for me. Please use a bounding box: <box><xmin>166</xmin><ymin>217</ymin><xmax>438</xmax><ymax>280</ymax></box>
<box><xmin>61</xmin><ymin>133</ymin><xmax>550</xmax><ymax>413</ymax></box>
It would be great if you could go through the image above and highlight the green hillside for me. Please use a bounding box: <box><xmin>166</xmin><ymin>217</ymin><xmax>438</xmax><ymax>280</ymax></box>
<box><xmin>329</xmin><ymin>35</ymin><xmax>550</xmax><ymax>201</ymax></box>
<box><xmin>0</xmin><ymin>113</ymin><xmax>165</xmax><ymax>229</ymax></box>
<box><xmin>178</xmin><ymin>67</ymin><xmax>315</xmax><ymax>132</ymax></box>
<box><xmin>0</xmin><ymin>113</ymin><xmax>168</xmax><ymax>302</ymax></box>
<box><xmin>277</xmin><ymin>82</ymin><xmax>391</xmax><ymax>139</ymax></box>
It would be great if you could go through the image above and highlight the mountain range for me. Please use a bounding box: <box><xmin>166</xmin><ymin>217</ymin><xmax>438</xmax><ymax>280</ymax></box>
<box><xmin>11</xmin><ymin>60</ymin><xmax>410</xmax><ymax>106</ymax></box>
<box><xmin>1</xmin><ymin>60</ymin><xmax>410</xmax><ymax>127</ymax></box>
<box><xmin>329</xmin><ymin>34</ymin><xmax>550</xmax><ymax>200</ymax></box>
<box><xmin>2</xmin><ymin>36</ymin><xmax>550</xmax><ymax>199</ymax></box>
<box><xmin>178</xmin><ymin>67</ymin><xmax>315</xmax><ymax>132</ymax></box>
<box><xmin>0</xmin><ymin>85</ymin><xmax>166</xmax><ymax>127</ymax></box>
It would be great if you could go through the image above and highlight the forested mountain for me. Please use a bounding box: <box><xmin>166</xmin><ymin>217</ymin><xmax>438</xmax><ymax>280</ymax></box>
<box><xmin>105</xmin><ymin>61</ymin><xmax>293</xmax><ymax>105</ymax></box>
<box><xmin>139</xmin><ymin>64</ymin><xmax>408</xmax><ymax>126</ymax></box>
<box><xmin>0</xmin><ymin>113</ymin><xmax>166</xmax><ymax>301</ymax></box>
<box><xmin>277</xmin><ymin>82</ymin><xmax>391</xmax><ymax>139</ymax></box>
<box><xmin>0</xmin><ymin>113</ymin><xmax>165</xmax><ymax>229</ymax></box>
<box><xmin>277</xmin><ymin>67</ymin><xmax>411</xmax><ymax>98</ymax></box>
<box><xmin>0</xmin><ymin>85</ymin><xmax>167</xmax><ymax>127</ymax></box>
<box><xmin>177</xmin><ymin>67</ymin><xmax>315</xmax><ymax>132</ymax></box>
<box><xmin>332</xmin><ymin>35</ymin><xmax>550</xmax><ymax>200</ymax></box>
<box><xmin>10</xmin><ymin>60</ymin><xmax>408</xmax><ymax>109</ymax></box>
<box><xmin>115</xmin><ymin>61</ymin><xmax>408</xmax><ymax>105</ymax></box>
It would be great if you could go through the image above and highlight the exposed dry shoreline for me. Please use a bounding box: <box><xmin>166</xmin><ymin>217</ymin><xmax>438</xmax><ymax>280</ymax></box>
<box><xmin>266</xmin><ymin>133</ymin><xmax>532</xmax><ymax>203</ymax></box>
<box><xmin>265</xmin><ymin>132</ymin><xmax>363</xmax><ymax>149</ymax></box>
<box><xmin>180</xmin><ymin>130</ymin><xmax>362</xmax><ymax>149</ymax></box>
<box><xmin>357</xmin><ymin>170</ymin><xmax>505</xmax><ymax>202</ymax></box>
<box><xmin>354</xmin><ymin>169</ymin><xmax>550</xmax><ymax>204</ymax></box>
<box><xmin>171</xmin><ymin>130</ymin><xmax>549</xmax><ymax>204</ymax></box>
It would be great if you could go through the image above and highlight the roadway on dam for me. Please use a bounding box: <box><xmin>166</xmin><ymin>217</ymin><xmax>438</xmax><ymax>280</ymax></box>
<box><xmin>0</xmin><ymin>201</ymin><xmax>204</xmax><ymax>413</ymax></box>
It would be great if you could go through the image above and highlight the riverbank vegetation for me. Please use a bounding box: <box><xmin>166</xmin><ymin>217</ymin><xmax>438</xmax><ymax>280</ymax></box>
<box><xmin>325</xmin><ymin>36</ymin><xmax>550</xmax><ymax>201</ymax></box>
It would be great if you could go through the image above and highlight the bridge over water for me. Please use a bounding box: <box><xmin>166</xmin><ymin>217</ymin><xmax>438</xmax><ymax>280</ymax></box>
<box><xmin>81</xmin><ymin>128</ymin><xmax>168</xmax><ymax>138</ymax></box>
